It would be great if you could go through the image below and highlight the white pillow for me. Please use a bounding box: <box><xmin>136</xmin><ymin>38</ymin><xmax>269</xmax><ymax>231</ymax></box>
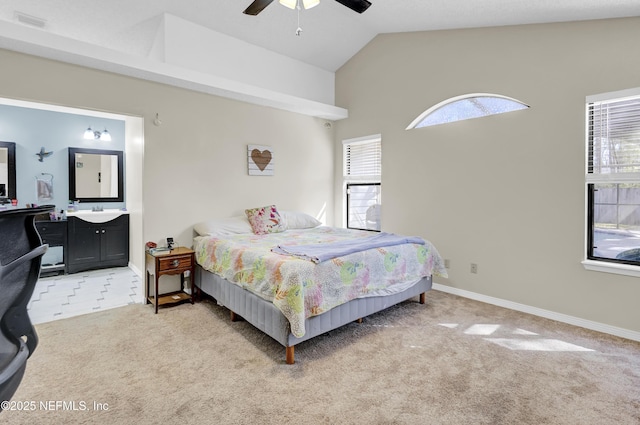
<box><xmin>280</xmin><ymin>211</ymin><xmax>322</xmax><ymax>229</ymax></box>
<box><xmin>193</xmin><ymin>216</ymin><xmax>253</xmax><ymax>236</ymax></box>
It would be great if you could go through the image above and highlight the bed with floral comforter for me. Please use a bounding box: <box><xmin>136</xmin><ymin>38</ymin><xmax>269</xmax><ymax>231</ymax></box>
<box><xmin>194</xmin><ymin>226</ymin><xmax>447</xmax><ymax>340</ymax></box>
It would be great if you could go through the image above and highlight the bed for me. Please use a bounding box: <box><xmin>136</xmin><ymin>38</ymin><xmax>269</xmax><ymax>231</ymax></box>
<box><xmin>193</xmin><ymin>207</ymin><xmax>447</xmax><ymax>364</ymax></box>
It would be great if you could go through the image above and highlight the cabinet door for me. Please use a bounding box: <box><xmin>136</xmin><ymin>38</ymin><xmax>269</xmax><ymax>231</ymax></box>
<box><xmin>67</xmin><ymin>219</ymin><xmax>101</xmax><ymax>266</ymax></box>
<box><xmin>35</xmin><ymin>221</ymin><xmax>67</xmax><ymax>247</ymax></box>
<box><xmin>67</xmin><ymin>215</ymin><xmax>130</xmax><ymax>273</ymax></box>
<box><xmin>101</xmin><ymin>215</ymin><xmax>129</xmax><ymax>263</ymax></box>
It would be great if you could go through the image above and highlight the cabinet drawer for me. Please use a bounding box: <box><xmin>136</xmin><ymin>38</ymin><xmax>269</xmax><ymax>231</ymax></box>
<box><xmin>36</xmin><ymin>224</ymin><xmax>64</xmax><ymax>235</ymax></box>
<box><xmin>36</xmin><ymin>222</ymin><xmax>66</xmax><ymax>247</ymax></box>
<box><xmin>40</xmin><ymin>234</ymin><xmax>65</xmax><ymax>246</ymax></box>
<box><xmin>158</xmin><ymin>255</ymin><xmax>192</xmax><ymax>272</ymax></box>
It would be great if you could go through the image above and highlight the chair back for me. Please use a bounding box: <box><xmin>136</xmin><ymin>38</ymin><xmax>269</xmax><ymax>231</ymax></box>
<box><xmin>0</xmin><ymin>206</ymin><xmax>52</xmax><ymax>408</ymax></box>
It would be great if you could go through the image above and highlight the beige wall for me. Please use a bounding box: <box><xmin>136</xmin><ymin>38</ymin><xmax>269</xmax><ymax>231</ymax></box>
<box><xmin>0</xmin><ymin>49</ymin><xmax>335</xmax><ymax>275</ymax></box>
<box><xmin>334</xmin><ymin>17</ymin><xmax>640</xmax><ymax>334</ymax></box>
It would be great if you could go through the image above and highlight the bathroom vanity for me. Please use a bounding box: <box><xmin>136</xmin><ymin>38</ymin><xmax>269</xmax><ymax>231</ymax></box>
<box><xmin>66</xmin><ymin>210</ymin><xmax>129</xmax><ymax>274</ymax></box>
<box><xmin>64</xmin><ymin>147</ymin><xmax>129</xmax><ymax>273</ymax></box>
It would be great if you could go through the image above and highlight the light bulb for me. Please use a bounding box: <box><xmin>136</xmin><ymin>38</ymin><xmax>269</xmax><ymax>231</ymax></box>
<box><xmin>303</xmin><ymin>0</ymin><xmax>319</xmax><ymax>9</ymax></box>
<box><xmin>279</xmin><ymin>0</ymin><xmax>297</xmax><ymax>9</ymax></box>
<box><xmin>84</xmin><ymin>127</ymin><xmax>94</xmax><ymax>140</ymax></box>
<box><xmin>99</xmin><ymin>129</ymin><xmax>111</xmax><ymax>142</ymax></box>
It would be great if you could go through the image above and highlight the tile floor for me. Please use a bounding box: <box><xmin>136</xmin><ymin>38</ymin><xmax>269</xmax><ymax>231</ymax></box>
<box><xmin>27</xmin><ymin>267</ymin><xmax>143</xmax><ymax>325</ymax></box>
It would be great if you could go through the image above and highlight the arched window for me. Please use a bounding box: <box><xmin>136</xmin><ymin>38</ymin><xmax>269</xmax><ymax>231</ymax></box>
<box><xmin>406</xmin><ymin>93</ymin><xmax>529</xmax><ymax>129</ymax></box>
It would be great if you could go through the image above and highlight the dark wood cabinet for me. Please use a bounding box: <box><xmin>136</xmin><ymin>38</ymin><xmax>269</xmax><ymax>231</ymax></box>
<box><xmin>67</xmin><ymin>214</ymin><xmax>129</xmax><ymax>273</ymax></box>
<box><xmin>35</xmin><ymin>220</ymin><xmax>68</xmax><ymax>276</ymax></box>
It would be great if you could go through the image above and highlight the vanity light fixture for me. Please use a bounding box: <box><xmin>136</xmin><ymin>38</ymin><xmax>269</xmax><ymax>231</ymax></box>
<box><xmin>83</xmin><ymin>127</ymin><xmax>112</xmax><ymax>141</ymax></box>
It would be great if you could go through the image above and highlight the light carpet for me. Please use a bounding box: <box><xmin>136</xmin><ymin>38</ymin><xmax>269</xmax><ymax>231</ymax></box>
<box><xmin>4</xmin><ymin>291</ymin><xmax>640</xmax><ymax>424</ymax></box>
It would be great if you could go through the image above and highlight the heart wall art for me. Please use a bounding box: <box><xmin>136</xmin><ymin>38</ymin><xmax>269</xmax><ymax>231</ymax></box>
<box><xmin>247</xmin><ymin>145</ymin><xmax>274</xmax><ymax>176</ymax></box>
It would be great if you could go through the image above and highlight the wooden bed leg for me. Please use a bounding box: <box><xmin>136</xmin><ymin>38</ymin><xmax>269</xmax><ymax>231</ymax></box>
<box><xmin>419</xmin><ymin>292</ymin><xmax>426</xmax><ymax>304</ymax></box>
<box><xmin>230</xmin><ymin>310</ymin><xmax>238</xmax><ymax>322</ymax></box>
<box><xmin>356</xmin><ymin>318</ymin><xmax>363</xmax><ymax>324</ymax></box>
<box><xmin>286</xmin><ymin>346</ymin><xmax>295</xmax><ymax>365</ymax></box>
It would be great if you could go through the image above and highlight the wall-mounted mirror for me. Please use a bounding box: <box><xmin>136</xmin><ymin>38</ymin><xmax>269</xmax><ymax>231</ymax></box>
<box><xmin>68</xmin><ymin>147</ymin><xmax>124</xmax><ymax>203</ymax></box>
<box><xmin>0</xmin><ymin>141</ymin><xmax>16</xmax><ymax>202</ymax></box>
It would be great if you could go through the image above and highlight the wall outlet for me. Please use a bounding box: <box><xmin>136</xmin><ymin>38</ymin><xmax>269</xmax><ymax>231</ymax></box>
<box><xmin>470</xmin><ymin>263</ymin><xmax>478</xmax><ymax>274</ymax></box>
<box><xmin>444</xmin><ymin>259</ymin><xmax>450</xmax><ymax>269</ymax></box>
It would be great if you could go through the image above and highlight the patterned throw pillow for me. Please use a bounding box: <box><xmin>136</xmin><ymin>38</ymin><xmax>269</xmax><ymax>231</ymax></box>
<box><xmin>245</xmin><ymin>205</ymin><xmax>286</xmax><ymax>235</ymax></box>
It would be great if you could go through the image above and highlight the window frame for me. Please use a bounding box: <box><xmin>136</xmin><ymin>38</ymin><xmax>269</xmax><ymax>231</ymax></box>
<box><xmin>583</xmin><ymin>87</ymin><xmax>640</xmax><ymax>277</ymax></box>
<box><xmin>346</xmin><ymin>182</ymin><xmax>382</xmax><ymax>232</ymax></box>
<box><xmin>405</xmin><ymin>93</ymin><xmax>529</xmax><ymax>129</ymax></box>
<box><xmin>342</xmin><ymin>134</ymin><xmax>382</xmax><ymax>231</ymax></box>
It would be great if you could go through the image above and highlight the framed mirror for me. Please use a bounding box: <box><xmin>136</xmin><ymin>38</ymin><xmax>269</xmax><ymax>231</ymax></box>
<box><xmin>68</xmin><ymin>147</ymin><xmax>124</xmax><ymax>203</ymax></box>
<box><xmin>0</xmin><ymin>141</ymin><xmax>16</xmax><ymax>202</ymax></box>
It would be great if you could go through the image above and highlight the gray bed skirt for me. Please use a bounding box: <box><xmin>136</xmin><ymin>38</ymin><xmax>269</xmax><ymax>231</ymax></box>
<box><xmin>194</xmin><ymin>265</ymin><xmax>432</xmax><ymax>361</ymax></box>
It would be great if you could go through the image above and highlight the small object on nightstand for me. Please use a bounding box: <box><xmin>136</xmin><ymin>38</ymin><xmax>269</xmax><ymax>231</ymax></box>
<box><xmin>145</xmin><ymin>246</ymin><xmax>195</xmax><ymax>314</ymax></box>
<box><xmin>166</xmin><ymin>237</ymin><xmax>175</xmax><ymax>250</ymax></box>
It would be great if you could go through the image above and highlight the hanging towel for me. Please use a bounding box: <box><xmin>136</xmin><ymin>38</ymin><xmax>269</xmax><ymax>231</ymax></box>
<box><xmin>36</xmin><ymin>179</ymin><xmax>53</xmax><ymax>201</ymax></box>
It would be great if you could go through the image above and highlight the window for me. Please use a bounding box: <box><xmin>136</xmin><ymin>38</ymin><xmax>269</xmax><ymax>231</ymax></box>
<box><xmin>406</xmin><ymin>93</ymin><xmax>529</xmax><ymax>129</ymax></box>
<box><xmin>586</xmin><ymin>88</ymin><xmax>640</xmax><ymax>270</ymax></box>
<box><xmin>343</xmin><ymin>135</ymin><xmax>381</xmax><ymax>231</ymax></box>
<box><xmin>347</xmin><ymin>183</ymin><xmax>381</xmax><ymax>231</ymax></box>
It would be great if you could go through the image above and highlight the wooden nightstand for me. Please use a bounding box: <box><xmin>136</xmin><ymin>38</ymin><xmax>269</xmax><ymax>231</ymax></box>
<box><xmin>145</xmin><ymin>246</ymin><xmax>195</xmax><ymax>314</ymax></box>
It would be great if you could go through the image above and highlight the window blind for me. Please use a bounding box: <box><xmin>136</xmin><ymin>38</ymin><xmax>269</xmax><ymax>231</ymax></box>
<box><xmin>344</xmin><ymin>138</ymin><xmax>381</xmax><ymax>178</ymax></box>
<box><xmin>587</xmin><ymin>93</ymin><xmax>640</xmax><ymax>183</ymax></box>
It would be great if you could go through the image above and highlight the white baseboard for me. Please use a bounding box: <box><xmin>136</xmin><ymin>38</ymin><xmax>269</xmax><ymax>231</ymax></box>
<box><xmin>128</xmin><ymin>262</ymin><xmax>142</xmax><ymax>278</ymax></box>
<box><xmin>432</xmin><ymin>283</ymin><xmax>640</xmax><ymax>343</ymax></box>
<box><xmin>128</xmin><ymin>262</ymin><xmax>145</xmax><ymax>304</ymax></box>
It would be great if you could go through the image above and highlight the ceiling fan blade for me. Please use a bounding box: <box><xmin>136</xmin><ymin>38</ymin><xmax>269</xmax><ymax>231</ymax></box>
<box><xmin>334</xmin><ymin>0</ymin><xmax>372</xmax><ymax>14</ymax></box>
<box><xmin>243</xmin><ymin>0</ymin><xmax>275</xmax><ymax>15</ymax></box>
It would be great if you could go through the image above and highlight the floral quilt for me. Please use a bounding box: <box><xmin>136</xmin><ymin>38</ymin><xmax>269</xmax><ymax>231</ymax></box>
<box><xmin>194</xmin><ymin>227</ymin><xmax>447</xmax><ymax>338</ymax></box>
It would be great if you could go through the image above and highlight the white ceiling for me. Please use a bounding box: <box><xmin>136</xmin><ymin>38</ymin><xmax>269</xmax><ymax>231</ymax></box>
<box><xmin>1</xmin><ymin>0</ymin><xmax>639</xmax><ymax>72</ymax></box>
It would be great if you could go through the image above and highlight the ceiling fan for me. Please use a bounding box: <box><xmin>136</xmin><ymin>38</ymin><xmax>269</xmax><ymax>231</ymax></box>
<box><xmin>243</xmin><ymin>0</ymin><xmax>372</xmax><ymax>16</ymax></box>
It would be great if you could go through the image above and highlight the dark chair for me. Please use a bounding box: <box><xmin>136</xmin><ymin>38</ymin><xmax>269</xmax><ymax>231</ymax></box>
<box><xmin>0</xmin><ymin>206</ymin><xmax>52</xmax><ymax>409</ymax></box>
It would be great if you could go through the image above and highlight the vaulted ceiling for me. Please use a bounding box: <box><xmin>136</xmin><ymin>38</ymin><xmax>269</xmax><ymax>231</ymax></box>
<box><xmin>1</xmin><ymin>1</ymin><xmax>639</xmax><ymax>119</ymax></box>
<box><xmin>2</xmin><ymin>0</ymin><xmax>639</xmax><ymax>71</ymax></box>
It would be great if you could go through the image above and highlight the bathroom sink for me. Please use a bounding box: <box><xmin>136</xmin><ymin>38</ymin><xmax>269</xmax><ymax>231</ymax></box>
<box><xmin>66</xmin><ymin>209</ymin><xmax>128</xmax><ymax>223</ymax></box>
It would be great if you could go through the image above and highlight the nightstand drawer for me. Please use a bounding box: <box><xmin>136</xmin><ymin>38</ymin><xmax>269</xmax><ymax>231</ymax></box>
<box><xmin>158</xmin><ymin>255</ymin><xmax>192</xmax><ymax>272</ymax></box>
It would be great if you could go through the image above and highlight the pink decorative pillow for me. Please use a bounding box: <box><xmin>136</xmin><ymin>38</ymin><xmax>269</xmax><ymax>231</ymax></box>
<box><xmin>245</xmin><ymin>205</ymin><xmax>285</xmax><ymax>235</ymax></box>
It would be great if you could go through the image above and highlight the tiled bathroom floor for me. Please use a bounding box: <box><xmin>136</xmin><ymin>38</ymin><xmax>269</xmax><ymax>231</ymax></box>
<box><xmin>27</xmin><ymin>267</ymin><xmax>143</xmax><ymax>325</ymax></box>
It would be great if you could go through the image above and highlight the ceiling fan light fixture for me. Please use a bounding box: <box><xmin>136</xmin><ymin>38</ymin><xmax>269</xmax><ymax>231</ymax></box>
<box><xmin>246</xmin><ymin>0</ymin><xmax>371</xmax><ymax>16</ymax></box>
<box><xmin>303</xmin><ymin>0</ymin><xmax>320</xmax><ymax>9</ymax></box>
<box><xmin>279</xmin><ymin>0</ymin><xmax>297</xmax><ymax>9</ymax></box>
